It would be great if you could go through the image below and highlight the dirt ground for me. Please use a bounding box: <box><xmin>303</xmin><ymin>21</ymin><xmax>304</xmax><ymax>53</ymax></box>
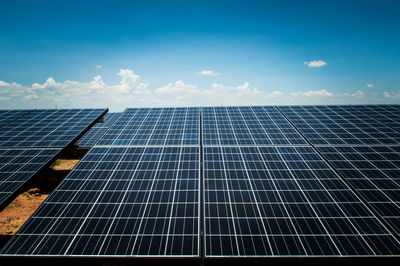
<box><xmin>0</xmin><ymin>188</ymin><xmax>48</xmax><ymax>235</ymax></box>
<box><xmin>52</xmin><ymin>159</ymin><xmax>79</xmax><ymax>171</ymax></box>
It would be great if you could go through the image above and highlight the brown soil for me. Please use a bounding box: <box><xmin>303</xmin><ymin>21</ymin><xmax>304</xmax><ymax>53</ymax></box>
<box><xmin>0</xmin><ymin>188</ymin><xmax>48</xmax><ymax>235</ymax></box>
<box><xmin>52</xmin><ymin>159</ymin><xmax>79</xmax><ymax>171</ymax></box>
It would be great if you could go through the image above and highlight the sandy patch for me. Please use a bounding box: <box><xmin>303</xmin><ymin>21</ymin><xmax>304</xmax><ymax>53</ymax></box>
<box><xmin>52</xmin><ymin>159</ymin><xmax>79</xmax><ymax>171</ymax></box>
<box><xmin>0</xmin><ymin>188</ymin><xmax>47</xmax><ymax>235</ymax></box>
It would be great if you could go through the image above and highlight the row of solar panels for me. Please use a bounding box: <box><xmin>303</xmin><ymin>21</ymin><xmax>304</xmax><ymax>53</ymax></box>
<box><xmin>3</xmin><ymin>105</ymin><xmax>400</xmax><ymax>149</ymax></box>
<box><xmin>84</xmin><ymin>105</ymin><xmax>400</xmax><ymax>146</ymax></box>
<box><xmin>1</xmin><ymin>105</ymin><xmax>400</xmax><ymax>258</ymax></box>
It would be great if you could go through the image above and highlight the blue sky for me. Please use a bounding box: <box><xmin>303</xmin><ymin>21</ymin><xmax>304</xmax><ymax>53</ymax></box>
<box><xmin>0</xmin><ymin>0</ymin><xmax>399</xmax><ymax>111</ymax></box>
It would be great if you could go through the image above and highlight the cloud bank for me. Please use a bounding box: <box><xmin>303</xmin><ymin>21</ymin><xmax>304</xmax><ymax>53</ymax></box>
<box><xmin>0</xmin><ymin>69</ymin><xmax>397</xmax><ymax>111</ymax></box>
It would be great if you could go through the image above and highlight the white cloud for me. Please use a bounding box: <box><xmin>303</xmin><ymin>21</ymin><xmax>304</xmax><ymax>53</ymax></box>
<box><xmin>0</xmin><ymin>68</ymin><xmax>396</xmax><ymax>111</ymax></box>
<box><xmin>155</xmin><ymin>80</ymin><xmax>200</xmax><ymax>102</ymax></box>
<box><xmin>156</xmin><ymin>80</ymin><xmax>199</xmax><ymax>94</ymax></box>
<box><xmin>112</xmin><ymin>69</ymin><xmax>149</xmax><ymax>94</ymax></box>
<box><xmin>32</xmin><ymin>77</ymin><xmax>59</xmax><ymax>90</ymax></box>
<box><xmin>304</xmin><ymin>60</ymin><xmax>327</xmax><ymax>68</ymax></box>
<box><xmin>0</xmin><ymin>69</ymin><xmax>151</xmax><ymax>109</ymax></box>
<box><xmin>291</xmin><ymin>89</ymin><xmax>333</xmax><ymax>97</ymax></box>
<box><xmin>206</xmin><ymin>82</ymin><xmax>263</xmax><ymax>97</ymax></box>
<box><xmin>383</xmin><ymin>91</ymin><xmax>400</xmax><ymax>99</ymax></box>
<box><xmin>24</xmin><ymin>94</ymin><xmax>39</xmax><ymax>100</ymax></box>
<box><xmin>0</xmin><ymin>81</ymin><xmax>10</xmax><ymax>87</ymax></box>
<box><xmin>352</xmin><ymin>90</ymin><xmax>365</xmax><ymax>97</ymax></box>
<box><xmin>366</xmin><ymin>83</ymin><xmax>374</xmax><ymax>88</ymax></box>
<box><xmin>95</xmin><ymin>65</ymin><xmax>102</xmax><ymax>69</ymax></box>
<box><xmin>197</xmin><ymin>70</ymin><xmax>221</xmax><ymax>76</ymax></box>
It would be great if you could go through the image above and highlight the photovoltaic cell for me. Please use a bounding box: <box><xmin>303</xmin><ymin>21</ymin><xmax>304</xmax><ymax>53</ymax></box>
<box><xmin>0</xmin><ymin>148</ymin><xmax>61</xmax><ymax>206</ymax></box>
<box><xmin>0</xmin><ymin>109</ymin><xmax>107</xmax><ymax>148</ymax></box>
<box><xmin>204</xmin><ymin>146</ymin><xmax>400</xmax><ymax>256</ymax></box>
<box><xmin>78</xmin><ymin>113</ymin><xmax>121</xmax><ymax>147</ymax></box>
<box><xmin>317</xmin><ymin>146</ymin><xmax>400</xmax><ymax>236</ymax></box>
<box><xmin>202</xmin><ymin>106</ymin><xmax>306</xmax><ymax>145</ymax></box>
<box><xmin>278</xmin><ymin>106</ymin><xmax>400</xmax><ymax>145</ymax></box>
<box><xmin>97</xmin><ymin>108</ymin><xmax>199</xmax><ymax>146</ymax></box>
<box><xmin>1</xmin><ymin>146</ymin><xmax>199</xmax><ymax>256</ymax></box>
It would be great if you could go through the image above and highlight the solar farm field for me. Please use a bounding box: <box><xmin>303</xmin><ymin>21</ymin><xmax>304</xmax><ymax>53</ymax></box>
<box><xmin>0</xmin><ymin>106</ymin><xmax>399</xmax><ymax>264</ymax></box>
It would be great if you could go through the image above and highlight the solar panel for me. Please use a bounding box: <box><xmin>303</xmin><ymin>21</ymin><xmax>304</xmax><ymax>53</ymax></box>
<box><xmin>78</xmin><ymin>113</ymin><xmax>121</xmax><ymax>148</ymax></box>
<box><xmin>278</xmin><ymin>106</ymin><xmax>400</xmax><ymax>145</ymax></box>
<box><xmin>0</xmin><ymin>110</ymin><xmax>32</xmax><ymax>128</ymax></box>
<box><xmin>0</xmin><ymin>148</ymin><xmax>61</xmax><ymax>206</ymax></box>
<box><xmin>353</xmin><ymin>105</ymin><xmax>400</xmax><ymax>132</ymax></box>
<box><xmin>204</xmin><ymin>146</ymin><xmax>400</xmax><ymax>256</ymax></box>
<box><xmin>317</xmin><ymin>146</ymin><xmax>400</xmax><ymax>236</ymax></box>
<box><xmin>0</xmin><ymin>109</ymin><xmax>107</xmax><ymax>148</ymax></box>
<box><xmin>97</xmin><ymin>108</ymin><xmax>199</xmax><ymax>146</ymax></box>
<box><xmin>202</xmin><ymin>106</ymin><xmax>306</xmax><ymax>145</ymax></box>
<box><xmin>1</xmin><ymin>146</ymin><xmax>200</xmax><ymax>256</ymax></box>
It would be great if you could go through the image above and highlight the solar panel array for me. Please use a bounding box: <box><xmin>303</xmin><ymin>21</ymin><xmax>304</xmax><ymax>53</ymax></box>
<box><xmin>2</xmin><ymin>146</ymin><xmax>199</xmax><ymax>256</ymax></box>
<box><xmin>0</xmin><ymin>108</ymin><xmax>107</xmax><ymax>207</ymax></box>
<box><xmin>203</xmin><ymin>106</ymin><xmax>400</xmax><ymax>257</ymax></box>
<box><xmin>78</xmin><ymin>113</ymin><xmax>121</xmax><ymax>148</ymax></box>
<box><xmin>204</xmin><ymin>146</ymin><xmax>399</xmax><ymax>256</ymax></box>
<box><xmin>1</xmin><ymin>105</ymin><xmax>400</xmax><ymax>259</ymax></box>
<box><xmin>1</xmin><ymin>107</ymin><xmax>201</xmax><ymax>256</ymax></box>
